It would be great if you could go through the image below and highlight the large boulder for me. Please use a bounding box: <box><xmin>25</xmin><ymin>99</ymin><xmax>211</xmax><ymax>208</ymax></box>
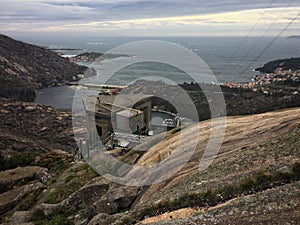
<box><xmin>0</xmin><ymin>166</ymin><xmax>50</xmax><ymax>194</ymax></box>
<box><xmin>93</xmin><ymin>184</ymin><xmax>140</xmax><ymax>214</ymax></box>
<box><xmin>63</xmin><ymin>179</ymin><xmax>110</xmax><ymax>211</ymax></box>
<box><xmin>0</xmin><ymin>181</ymin><xmax>44</xmax><ymax>215</ymax></box>
<box><xmin>88</xmin><ymin>213</ymin><xmax>124</xmax><ymax>225</ymax></box>
<box><xmin>3</xmin><ymin>211</ymin><xmax>33</xmax><ymax>224</ymax></box>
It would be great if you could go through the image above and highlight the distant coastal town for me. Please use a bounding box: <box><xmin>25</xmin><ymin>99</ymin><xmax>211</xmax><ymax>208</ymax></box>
<box><xmin>224</xmin><ymin>68</ymin><xmax>300</xmax><ymax>94</ymax></box>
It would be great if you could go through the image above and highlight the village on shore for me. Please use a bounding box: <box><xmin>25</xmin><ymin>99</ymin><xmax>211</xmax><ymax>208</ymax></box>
<box><xmin>224</xmin><ymin>68</ymin><xmax>299</xmax><ymax>94</ymax></box>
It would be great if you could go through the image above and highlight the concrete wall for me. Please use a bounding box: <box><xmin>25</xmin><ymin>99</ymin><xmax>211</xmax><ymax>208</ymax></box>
<box><xmin>134</xmin><ymin>100</ymin><xmax>152</xmax><ymax>131</ymax></box>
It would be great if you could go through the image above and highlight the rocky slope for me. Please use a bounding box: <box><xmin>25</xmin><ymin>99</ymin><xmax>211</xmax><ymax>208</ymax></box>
<box><xmin>0</xmin><ymin>97</ymin><xmax>78</xmax><ymax>172</ymax></box>
<box><xmin>0</xmin><ymin>34</ymin><xmax>87</xmax><ymax>100</ymax></box>
<box><xmin>62</xmin><ymin>108</ymin><xmax>300</xmax><ymax>224</ymax></box>
<box><xmin>2</xmin><ymin>107</ymin><xmax>298</xmax><ymax>225</ymax></box>
<box><xmin>138</xmin><ymin>181</ymin><xmax>300</xmax><ymax>225</ymax></box>
<box><xmin>127</xmin><ymin>108</ymin><xmax>300</xmax><ymax>223</ymax></box>
<box><xmin>121</xmin><ymin>108</ymin><xmax>299</xmax><ymax>225</ymax></box>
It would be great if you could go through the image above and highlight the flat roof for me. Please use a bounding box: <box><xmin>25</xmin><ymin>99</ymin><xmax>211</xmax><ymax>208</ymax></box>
<box><xmin>117</xmin><ymin>109</ymin><xmax>143</xmax><ymax>118</ymax></box>
<box><xmin>82</xmin><ymin>84</ymin><xmax>127</xmax><ymax>89</ymax></box>
<box><xmin>83</xmin><ymin>94</ymin><xmax>152</xmax><ymax>117</ymax></box>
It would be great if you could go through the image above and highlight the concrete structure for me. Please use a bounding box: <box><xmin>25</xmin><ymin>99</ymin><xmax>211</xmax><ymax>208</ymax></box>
<box><xmin>116</xmin><ymin>109</ymin><xmax>145</xmax><ymax>133</ymax></box>
<box><xmin>83</xmin><ymin>94</ymin><xmax>152</xmax><ymax>145</ymax></box>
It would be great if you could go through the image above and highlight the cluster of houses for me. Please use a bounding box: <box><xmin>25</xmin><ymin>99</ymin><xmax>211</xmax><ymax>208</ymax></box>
<box><xmin>224</xmin><ymin>68</ymin><xmax>300</xmax><ymax>90</ymax></box>
<box><xmin>253</xmin><ymin>68</ymin><xmax>299</xmax><ymax>85</ymax></box>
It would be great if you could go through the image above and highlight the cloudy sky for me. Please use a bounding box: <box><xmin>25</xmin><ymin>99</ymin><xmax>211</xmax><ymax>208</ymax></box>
<box><xmin>1</xmin><ymin>0</ymin><xmax>299</xmax><ymax>36</ymax></box>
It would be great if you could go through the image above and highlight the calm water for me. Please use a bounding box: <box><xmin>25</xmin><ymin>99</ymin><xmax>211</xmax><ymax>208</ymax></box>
<box><xmin>32</xmin><ymin>36</ymin><xmax>300</xmax><ymax>109</ymax></box>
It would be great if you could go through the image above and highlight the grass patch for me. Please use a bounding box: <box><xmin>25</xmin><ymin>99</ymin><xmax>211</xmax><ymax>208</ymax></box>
<box><xmin>71</xmin><ymin>163</ymin><xmax>91</xmax><ymax>173</ymax></box>
<box><xmin>33</xmin><ymin>207</ymin><xmax>74</xmax><ymax>225</ymax></box>
<box><xmin>44</xmin><ymin>163</ymin><xmax>98</xmax><ymax>204</ymax></box>
<box><xmin>66</xmin><ymin>163</ymin><xmax>98</xmax><ymax>188</ymax></box>
<box><xmin>17</xmin><ymin>189</ymin><xmax>44</xmax><ymax>211</ymax></box>
<box><xmin>37</xmin><ymin>152</ymin><xmax>70</xmax><ymax>172</ymax></box>
<box><xmin>44</xmin><ymin>189</ymin><xmax>73</xmax><ymax>204</ymax></box>
<box><xmin>65</xmin><ymin>174</ymin><xmax>77</xmax><ymax>184</ymax></box>
<box><xmin>0</xmin><ymin>151</ymin><xmax>38</xmax><ymax>171</ymax></box>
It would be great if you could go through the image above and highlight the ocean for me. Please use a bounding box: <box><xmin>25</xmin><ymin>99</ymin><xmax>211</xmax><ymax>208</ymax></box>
<box><xmin>31</xmin><ymin>36</ymin><xmax>300</xmax><ymax>109</ymax></box>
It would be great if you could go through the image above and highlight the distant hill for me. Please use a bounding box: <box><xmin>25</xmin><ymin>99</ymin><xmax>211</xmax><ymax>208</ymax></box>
<box><xmin>286</xmin><ymin>35</ymin><xmax>300</xmax><ymax>39</ymax></box>
<box><xmin>255</xmin><ymin>57</ymin><xmax>300</xmax><ymax>73</ymax></box>
<box><xmin>0</xmin><ymin>34</ymin><xmax>87</xmax><ymax>101</ymax></box>
<box><xmin>70</xmin><ymin>52</ymin><xmax>129</xmax><ymax>62</ymax></box>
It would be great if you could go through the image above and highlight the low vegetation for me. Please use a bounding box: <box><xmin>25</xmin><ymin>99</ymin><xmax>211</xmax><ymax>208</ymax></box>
<box><xmin>16</xmin><ymin>189</ymin><xmax>44</xmax><ymax>211</ymax></box>
<box><xmin>43</xmin><ymin>163</ymin><xmax>98</xmax><ymax>204</ymax></box>
<box><xmin>0</xmin><ymin>81</ymin><xmax>36</xmax><ymax>101</ymax></box>
<box><xmin>125</xmin><ymin>80</ymin><xmax>300</xmax><ymax>122</ymax></box>
<box><xmin>33</xmin><ymin>207</ymin><xmax>74</xmax><ymax>225</ymax></box>
<box><xmin>118</xmin><ymin>162</ymin><xmax>300</xmax><ymax>225</ymax></box>
<box><xmin>0</xmin><ymin>151</ymin><xmax>70</xmax><ymax>172</ymax></box>
<box><xmin>43</xmin><ymin>188</ymin><xmax>73</xmax><ymax>204</ymax></box>
<box><xmin>0</xmin><ymin>34</ymin><xmax>87</xmax><ymax>100</ymax></box>
<box><xmin>36</xmin><ymin>152</ymin><xmax>70</xmax><ymax>172</ymax></box>
<box><xmin>0</xmin><ymin>151</ymin><xmax>38</xmax><ymax>171</ymax></box>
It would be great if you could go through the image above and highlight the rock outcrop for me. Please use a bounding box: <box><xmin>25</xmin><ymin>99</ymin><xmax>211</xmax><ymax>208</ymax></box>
<box><xmin>1</xmin><ymin>107</ymin><xmax>299</xmax><ymax>224</ymax></box>
<box><xmin>88</xmin><ymin>107</ymin><xmax>300</xmax><ymax>225</ymax></box>
<box><xmin>0</xmin><ymin>181</ymin><xmax>45</xmax><ymax>215</ymax></box>
<box><xmin>141</xmin><ymin>181</ymin><xmax>300</xmax><ymax>225</ymax></box>
<box><xmin>0</xmin><ymin>101</ymin><xmax>76</xmax><ymax>161</ymax></box>
<box><xmin>133</xmin><ymin>108</ymin><xmax>300</xmax><ymax>209</ymax></box>
<box><xmin>0</xmin><ymin>166</ymin><xmax>49</xmax><ymax>215</ymax></box>
<box><xmin>0</xmin><ymin>166</ymin><xmax>50</xmax><ymax>194</ymax></box>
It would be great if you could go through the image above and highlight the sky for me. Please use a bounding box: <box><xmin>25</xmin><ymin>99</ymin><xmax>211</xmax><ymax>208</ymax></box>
<box><xmin>0</xmin><ymin>0</ymin><xmax>299</xmax><ymax>37</ymax></box>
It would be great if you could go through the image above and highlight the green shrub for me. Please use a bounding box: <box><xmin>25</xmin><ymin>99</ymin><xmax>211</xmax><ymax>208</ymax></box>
<box><xmin>254</xmin><ymin>171</ymin><xmax>270</xmax><ymax>191</ymax></box>
<box><xmin>239</xmin><ymin>177</ymin><xmax>255</xmax><ymax>193</ymax></box>
<box><xmin>292</xmin><ymin>162</ymin><xmax>300</xmax><ymax>179</ymax></box>
<box><xmin>71</xmin><ymin>163</ymin><xmax>90</xmax><ymax>172</ymax></box>
<box><xmin>0</xmin><ymin>151</ymin><xmax>38</xmax><ymax>171</ymax></box>
<box><xmin>0</xmin><ymin>82</ymin><xmax>36</xmax><ymax>101</ymax></box>
<box><xmin>221</xmin><ymin>185</ymin><xmax>237</xmax><ymax>199</ymax></box>
<box><xmin>33</xmin><ymin>207</ymin><xmax>74</xmax><ymax>225</ymax></box>
<box><xmin>44</xmin><ymin>189</ymin><xmax>72</xmax><ymax>204</ymax></box>
<box><xmin>37</xmin><ymin>152</ymin><xmax>70</xmax><ymax>172</ymax></box>
<box><xmin>35</xmin><ymin>215</ymin><xmax>73</xmax><ymax>225</ymax></box>
<box><xmin>17</xmin><ymin>189</ymin><xmax>43</xmax><ymax>211</ymax></box>
<box><xmin>271</xmin><ymin>171</ymin><xmax>293</xmax><ymax>183</ymax></box>
<box><xmin>65</xmin><ymin>174</ymin><xmax>77</xmax><ymax>183</ymax></box>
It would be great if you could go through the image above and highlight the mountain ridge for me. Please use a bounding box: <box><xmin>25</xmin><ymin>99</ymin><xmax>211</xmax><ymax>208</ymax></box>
<box><xmin>0</xmin><ymin>34</ymin><xmax>87</xmax><ymax>101</ymax></box>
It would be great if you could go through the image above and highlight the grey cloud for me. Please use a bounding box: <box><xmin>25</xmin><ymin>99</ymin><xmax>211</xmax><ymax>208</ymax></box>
<box><xmin>81</xmin><ymin>0</ymin><xmax>297</xmax><ymax>20</ymax></box>
<box><xmin>0</xmin><ymin>0</ymin><xmax>299</xmax><ymax>24</ymax></box>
